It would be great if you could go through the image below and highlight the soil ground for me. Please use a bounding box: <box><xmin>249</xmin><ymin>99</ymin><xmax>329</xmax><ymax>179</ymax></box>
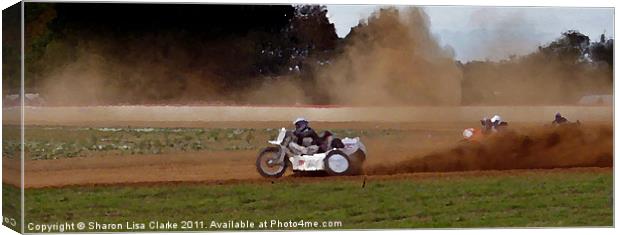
<box><xmin>1</xmin><ymin>120</ymin><xmax>611</xmax><ymax>188</ymax></box>
<box><xmin>1</xmin><ymin>106</ymin><xmax>613</xmax><ymax>188</ymax></box>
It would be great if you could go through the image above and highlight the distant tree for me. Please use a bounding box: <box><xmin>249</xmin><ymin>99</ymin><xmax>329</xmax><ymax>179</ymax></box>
<box><xmin>24</xmin><ymin>3</ymin><xmax>57</xmax><ymax>89</ymax></box>
<box><xmin>538</xmin><ymin>30</ymin><xmax>590</xmax><ymax>64</ymax></box>
<box><xmin>287</xmin><ymin>5</ymin><xmax>338</xmax><ymax>51</ymax></box>
<box><xmin>2</xmin><ymin>3</ymin><xmax>22</xmax><ymax>95</ymax></box>
<box><xmin>589</xmin><ymin>34</ymin><xmax>613</xmax><ymax>69</ymax></box>
<box><xmin>255</xmin><ymin>5</ymin><xmax>338</xmax><ymax>76</ymax></box>
<box><xmin>462</xmin><ymin>30</ymin><xmax>613</xmax><ymax>105</ymax></box>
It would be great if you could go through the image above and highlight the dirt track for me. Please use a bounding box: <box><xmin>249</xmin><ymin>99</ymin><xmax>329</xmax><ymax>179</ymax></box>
<box><xmin>8</xmin><ymin>157</ymin><xmax>613</xmax><ymax>188</ymax></box>
<box><xmin>2</xmin><ymin>123</ymin><xmax>610</xmax><ymax>188</ymax></box>
<box><xmin>10</xmin><ymin>142</ymin><xmax>433</xmax><ymax>188</ymax></box>
<box><xmin>1</xmin><ymin>105</ymin><xmax>613</xmax><ymax>188</ymax></box>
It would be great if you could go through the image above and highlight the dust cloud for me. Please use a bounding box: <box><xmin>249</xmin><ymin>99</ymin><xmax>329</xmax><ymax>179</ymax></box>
<box><xmin>461</xmin><ymin>55</ymin><xmax>613</xmax><ymax>105</ymax></box>
<box><xmin>241</xmin><ymin>77</ymin><xmax>311</xmax><ymax>105</ymax></box>
<box><xmin>366</xmin><ymin>125</ymin><xmax>613</xmax><ymax>175</ymax></box>
<box><xmin>37</xmin><ymin>36</ymin><xmax>229</xmax><ymax>105</ymax></box>
<box><xmin>34</xmin><ymin>6</ymin><xmax>611</xmax><ymax>106</ymax></box>
<box><xmin>312</xmin><ymin>7</ymin><xmax>462</xmax><ymax>105</ymax></box>
<box><xmin>37</xmin><ymin>7</ymin><xmax>463</xmax><ymax>106</ymax></box>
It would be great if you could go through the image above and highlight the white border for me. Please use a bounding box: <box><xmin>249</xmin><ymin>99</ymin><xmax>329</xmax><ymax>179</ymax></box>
<box><xmin>0</xmin><ymin>1</ymin><xmax>617</xmax><ymax>235</ymax></box>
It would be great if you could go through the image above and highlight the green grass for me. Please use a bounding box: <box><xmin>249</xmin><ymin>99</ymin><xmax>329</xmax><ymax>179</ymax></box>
<box><xmin>3</xmin><ymin>125</ymin><xmax>408</xmax><ymax>160</ymax></box>
<box><xmin>2</xmin><ymin>184</ymin><xmax>21</xmax><ymax>233</ymax></box>
<box><xmin>22</xmin><ymin>170</ymin><xmax>612</xmax><ymax>232</ymax></box>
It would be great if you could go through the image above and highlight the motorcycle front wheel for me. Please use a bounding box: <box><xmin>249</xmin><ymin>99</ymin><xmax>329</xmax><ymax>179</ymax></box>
<box><xmin>256</xmin><ymin>147</ymin><xmax>287</xmax><ymax>178</ymax></box>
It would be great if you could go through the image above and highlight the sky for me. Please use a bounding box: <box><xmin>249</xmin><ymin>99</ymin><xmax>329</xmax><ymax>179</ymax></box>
<box><xmin>325</xmin><ymin>5</ymin><xmax>614</xmax><ymax>61</ymax></box>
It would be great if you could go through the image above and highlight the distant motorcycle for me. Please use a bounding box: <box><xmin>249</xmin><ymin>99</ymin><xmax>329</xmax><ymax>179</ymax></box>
<box><xmin>256</xmin><ymin>128</ymin><xmax>367</xmax><ymax>178</ymax></box>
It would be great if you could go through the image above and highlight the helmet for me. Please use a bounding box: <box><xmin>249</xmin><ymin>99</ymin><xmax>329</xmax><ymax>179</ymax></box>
<box><xmin>490</xmin><ymin>115</ymin><xmax>502</xmax><ymax>123</ymax></box>
<box><xmin>463</xmin><ymin>128</ymin><xmax>475</xmax><ymax>139</ymax></box>
<box><xmin>293</xmin><ymin>117</ymin><xmax>308</xmax><ymax>125</ymax></box>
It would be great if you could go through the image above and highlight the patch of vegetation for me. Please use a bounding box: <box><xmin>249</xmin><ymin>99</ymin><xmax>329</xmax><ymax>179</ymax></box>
<box><xmin>4</xmin><ymin>126</ymin><xmax>412</xmax><ymax>160</ymax></box>
<box><xmin>23</xmin><ymin>170</ymin><xmax>612</xmax><ymax>231</ymax></box>
<box><xmin>2</xmin><ymin>184</ymin><xmax>22</xmax><ymax>232</ymax></box>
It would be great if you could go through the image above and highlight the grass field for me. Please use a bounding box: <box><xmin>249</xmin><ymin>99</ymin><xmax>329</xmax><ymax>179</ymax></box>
<box><xmin>2</xmin><ymin>184</ymin><xmax>21</xmax><ymax>231</ymax></box>
<box><xmin>20</xmin><ymin>168</ymin><xmax>612</xmax><ymax>232</ymax></box>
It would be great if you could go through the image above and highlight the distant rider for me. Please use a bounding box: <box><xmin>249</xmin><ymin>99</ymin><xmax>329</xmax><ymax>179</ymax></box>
<box><xmin>480</xmin><ymin>117</ymin><xmax>494</xmax><ymax>134</ymax></box>
<box><xmin>289</xmin><ymin>118</ymin><xmax>320</xmax><ymax>155</ymax></box>
<box><xmin>480</xmin><ymin>115</ymin><xmax>506</xmax><ymax>134</ymax></box>
<box><xmin>490</xmin><ymin>115</ymin><xmax>503</xmax><ymax>129</ymax></box>
<box><xmin>552</xmin><ymin>113</ymin><xmax>568</xmax><ymax>125</ymax></box>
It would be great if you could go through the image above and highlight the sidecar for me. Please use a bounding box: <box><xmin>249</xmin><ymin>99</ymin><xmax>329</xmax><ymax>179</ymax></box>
<box><xmin>256</xmin><ymin>128</ymin><xmax>367</xmax><ymax>178</ymax></box>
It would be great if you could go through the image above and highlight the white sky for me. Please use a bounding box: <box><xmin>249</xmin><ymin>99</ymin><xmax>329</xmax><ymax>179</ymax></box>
<box><xmin>325</xmin><ymin>5</ymin><xmax>614</xmax><ymax>61</ymax></box>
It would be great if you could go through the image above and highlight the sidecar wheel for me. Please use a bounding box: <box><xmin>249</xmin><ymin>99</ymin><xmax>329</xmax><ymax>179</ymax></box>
<box><xmin>324</xmin><ymin>150</ymin><xmax>351</xmax><ymax>176</ymax></box>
